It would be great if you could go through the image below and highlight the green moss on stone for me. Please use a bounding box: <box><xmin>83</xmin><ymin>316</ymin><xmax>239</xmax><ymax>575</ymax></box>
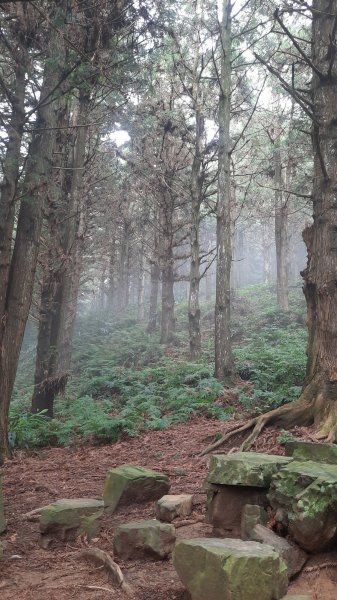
<box><xmin>285</xmin><ymin>441</ymin><xmax>337</xmax><ymax>465</ymax></box>
<box><xmin>173</xmin><ymin>538</ymin><xmax>288</xmax><ymax>600</ymax></box>
<box><xmin>207</xmin><ymin>453</ymin><xmax>292</xmax><ymax>488</ymax></box>
<box><xmin>103</xmin><ymin>464</ymin><xmax>170</xmax><ymax>513</ymax></box>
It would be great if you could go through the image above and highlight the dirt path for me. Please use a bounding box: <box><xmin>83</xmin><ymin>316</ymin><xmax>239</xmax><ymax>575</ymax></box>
<box><xmin>1</xmin><ymin>417</ymin><xmax>336</xmax><ymax>599</ymax></box>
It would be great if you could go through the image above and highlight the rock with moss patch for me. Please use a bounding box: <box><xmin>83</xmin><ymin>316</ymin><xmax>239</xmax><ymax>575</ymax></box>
<box><xmin>113</xmin><ymin>519</ymin><xmax>175</xmax><ymax>559</ymax></box>
<box><xmin>103</xmin><ymin>464</ymin><xmax>170</xmax><ymax>514</ymax></box>
<box><xmin>207</xmin><ymin>453</ymin><xmax>292</xmax><ymax>488</ymax></box>
<box><xmin>0</xmin><ymin>476</ymin><xmax>5</xmax><ymax>534</ymax></box>
<box><xmin>248</xmin><ymin>524</ymin><xmax>307</xmax><ymax>578</ymax></box>
<box><xmin>269</xmin><ymin>460</ymin><xmax>337</xmax><ymax>552</ymax></box>
<box><xmin>39</xmin><ymin>498</ymin><xmax>103</xmax><ymax>546</ymax></box>
<box><xmin>241</xmin><ymin>504</ymin><xmax>268</xmax><ymax>539</ymax></box>
<box><xmin>173</xmin><ymin>537</ymin><xmax>288</xmax><ymax>600</ymax></box>
<box><xmin>285</xmin><ymin>441</ymin><xmax>337</xmax><ymax>465</ymax></box>
<box><xmin>156</xmin><ymin>494</ymin><xmax>193</xmax><ymax>522</ymax></box>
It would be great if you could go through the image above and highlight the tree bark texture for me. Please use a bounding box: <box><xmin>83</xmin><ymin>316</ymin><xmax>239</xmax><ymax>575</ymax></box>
<box><xmin>160</xmin><ymin>189</ymin><xmax>175</xmax><ymax>344</ymax></box>
<box><xmin>274</xmin><ymin>126</ymin><xmax>289</xmax><ymax>310</ymax></box>
<box><xmin>214</xmin><ymin>0</ymin><xmax>235</xmax><ymax>381</ymax></box>
<box><xmin>0</xmin><ymin>10</ymin><xmax>66</xmax><ymax>460</ymax></box>
<box><xmin>188</xmin><ymin>110</ymin><xmax>204</xmax><ymax>359</ymax></box>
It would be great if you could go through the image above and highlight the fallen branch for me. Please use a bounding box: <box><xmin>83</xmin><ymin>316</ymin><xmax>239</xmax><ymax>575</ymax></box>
<box><xmin>80</xmin><ymin>548</ymin><xmax>134</xmax><ymax>596</ymax></box>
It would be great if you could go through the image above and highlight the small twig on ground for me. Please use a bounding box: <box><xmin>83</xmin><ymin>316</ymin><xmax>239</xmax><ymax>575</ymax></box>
<box><xmin>80</xmin><ymin>585</ymin><xmax>115</xmax><ymax>594</ymax></box>
<box><xmin>23</xmin><ymin>507</ymin><xmax>43</xmax><ymax>521</ymax></box>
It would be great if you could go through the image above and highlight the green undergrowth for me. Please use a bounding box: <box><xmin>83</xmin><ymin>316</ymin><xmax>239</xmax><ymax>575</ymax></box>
<box><xmin>10</xmin><ymin>283</ymin><xmax>307</xmax><ymax>448</ymax></box>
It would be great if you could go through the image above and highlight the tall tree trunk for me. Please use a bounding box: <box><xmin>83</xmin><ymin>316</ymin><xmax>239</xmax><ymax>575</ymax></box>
<box><xmin>56</xmin><ymin>91</ymin><xmax>91</xmax><ymax>373</ymax></box>
<box><xmin>188</xmin><ymin>111</ymin><xmax>204</xmax><ymax>359</ymax></box>
<box><xmin>201</xmin><ymin>0</ymin><xmax>337</xmax><ymax>454</ymax></box>
<box><xmin>160</xmin><ymin>191</ymin><xmax>175</xmax><ymax>344</ymax></box>
<box><xmin>147</xmin><ymin>261</ymin><xmax>160</xmax><ymax>333</ymax></box>
<box><xmin>0</xmin><ymin>13</ymin><xmax>66</xmax><ymax>459</ymax></box>
<box><xmin>214</xmin><ymin>0</ymin><xmax>235</xmax><ymax>382</ymax></box>
<box><xmin>31</xmin><ymin>94</ymin><xmax>70</xmax><ymax>416</ymax></box>
<box><xmin>137</xmin><ymin>249</ymin><xmax>145</xmax><ymax>321</ymax></box>
<box><xmin>274</xmin><ymin>126</ymin><xmax>289</xmax><ymax>310</ymax></box>
<box><xmin>0</xmin><ymin>61</ymin><xmax>26</xmax><ymax>320</ymax></box>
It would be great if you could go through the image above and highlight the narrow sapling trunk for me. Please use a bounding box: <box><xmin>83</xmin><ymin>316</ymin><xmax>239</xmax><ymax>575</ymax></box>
<box><xmin>214</xmin><ymin>0</ymin><xmax>235</xmax><ymax>382</ymax></box>
<box><xmin>188</xmin><ymin>110</ymin><xmax>204</xmax><ymax>359</ymax></box>
<box><xmin>274</xmin><ymin>127</ymin><xmax>289</xmax><ymax>311</ymax></box>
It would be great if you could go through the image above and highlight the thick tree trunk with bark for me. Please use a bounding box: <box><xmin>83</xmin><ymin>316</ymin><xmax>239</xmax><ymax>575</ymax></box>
<box><xmin>31</xmin><ymin>101</ymin><xmax>70</xmax><ymax>415</ymax></box>
<box><xmin>0</xmin><ymin>14</ymin><xmax>66</xmax><ymax>459</ymax></box>
<box><xmin>0</xmin><ymin>62</ymin><xmax>26</xmax><ymax>320</ymax></box>
<box><xmin>214</xmin><ymin>0</ymin><xmax>235</xmax><ymax>382</ymax></box>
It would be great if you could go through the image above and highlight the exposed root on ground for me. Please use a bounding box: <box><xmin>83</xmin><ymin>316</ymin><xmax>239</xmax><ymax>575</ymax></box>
<box><xmin>200</xmin><ymin>378</ymin><xmax>337</xmax><ymax>456</ymax></box>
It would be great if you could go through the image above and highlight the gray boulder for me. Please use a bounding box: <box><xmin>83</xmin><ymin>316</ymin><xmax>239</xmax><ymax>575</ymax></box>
<box><xmin>114</xmin><ymin>519</ymin><xmax>175</xmax><ymax>559</ymax></box>
<box><xmin>285</xmin><ymin>441</ymin><xmax>337</xmax><ymax>464</ymax></box>
<box><xmin>39</xmin><ymin>498</ymin><xmax>103</xmax><ymax>546</ymax></box>
<box><xmin>249</xmin><ymin>524</ymin><xmax>307</xmax><ymax>578</ymax></box>
<box><xmin>173</xmin><ymin>537</ymin><xmax>288</xmax><ymax>600</ymax></box>
<box><xmin>269</xmin><ymin>460</ymin><xmax>337</xmax><ymax>552</ymax></box>
<box><xmin>207</xmin><ymin>452</ymin><xmax>292</xmax><ymax>488</ymax></box>
<box><xmin>156</xmin><ymin>494</ymin><xmax>193</xmax><ymax>522</ymax></box>
<box><xmin>103</xmin><ymin>464</ymin><xmax>170</xmax><ymax>514</ymax></box>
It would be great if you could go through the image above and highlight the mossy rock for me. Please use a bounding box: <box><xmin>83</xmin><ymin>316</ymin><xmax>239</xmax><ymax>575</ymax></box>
<box><xmin>40</xmin><ymin>498</ymin><xmax>104</xmax><ymax>543</ymax></box>
<box><xmin>114</xmin><ymin>519</ymin><xmax>175</xmax><ymax>559</ymax></box>
<box><xmin>207</xmin><ymin>453</ymin><xmax>292</xmax><ymax>488</ymax></box>
<box><xmin>103</xmin><ymin>464</ymin><xmax>170</xmax><ymax>514</ymax></box>
<box><xmin>269</xmin><ymin>460</ymin><xmax>337</xmax><ymax>552</ymax></box>
<box><xmin>0</xmin><ymin>476</ymin><xmax>5</xmax><ymax>534</ymax></box>
<box><xmin>173</xmin><ymin>537</ymin><xmax>288</xmax><ymax>600</ymax></box>
<box><xmin>285</xmin><ymin>441</ymin><xmax>337</xmax><ymax>464</ymax></box>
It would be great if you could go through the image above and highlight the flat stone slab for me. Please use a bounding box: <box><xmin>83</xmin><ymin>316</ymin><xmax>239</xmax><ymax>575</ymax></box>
<box><xmin>249</xmin><ymin>524</ymin><xmax>307</xmax><ymax>578</ymax></box>
<box><xmin>285</xmin><ymin>441</ymin><xmax>337</xmax><ymax>464</ymax></box>
<box><xmin>206</xmin><ymin>484</ymin><xmax>268</xmax><ymax>536</ymax></box>
<box><xmin>156</xmin><ymin>494</ymin><xmax>193</xmax><ymax>522</ymax></box>
<box><xmin>173</xmin><ymin>537</ymin><xmax>288</xmax><ymax>600</ymax></box>
<box><xmin>103</xmin><ymin>464</ymin><xmax>170</xmax><ymax>514</ymax></box>
<box><xmin>39</xmin><ymin>498</ymin><xmax>104</xmax><ymax>544</ymax></box>
<box><xmin>269</xmin><ymin>460</ymin><xmax>337</xmax><ymax>552</ymax></box>
<box><xmin>0</xmin><ymin>476</ymin><xmax>5</xmax><ymax>534</ymax></box>
<box><xmin>114</xmin><ymin>519</ymin><xmax>175</xmax><ymax>559</ymax></box>
<box><xmin>207</xmin><ymin>452</ymin><xmax>292</xmax><ymax>488</ymax></box>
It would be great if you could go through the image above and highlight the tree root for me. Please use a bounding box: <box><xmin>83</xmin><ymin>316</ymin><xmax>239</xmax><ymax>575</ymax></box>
<box><xmin>200</xmin><ymin>392</ymin><xmax>315</xmax><ymax>456</ymax></box>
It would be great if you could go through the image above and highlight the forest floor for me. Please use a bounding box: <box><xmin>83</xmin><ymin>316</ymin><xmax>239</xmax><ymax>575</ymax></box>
<box><xmin>1</xmin><ymin>416</ymin><xmax>337</xmax><ymax>600</ymax></box>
